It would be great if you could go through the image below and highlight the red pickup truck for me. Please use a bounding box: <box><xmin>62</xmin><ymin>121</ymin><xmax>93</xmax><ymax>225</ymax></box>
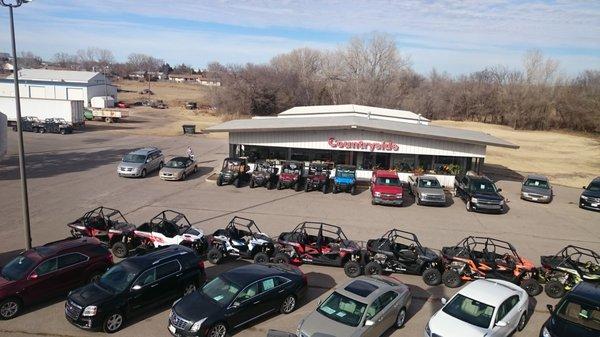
<box><xmin>370</xmin><ymin>170</ymin><xmax>404</xmax><ymax>206</ymax></box>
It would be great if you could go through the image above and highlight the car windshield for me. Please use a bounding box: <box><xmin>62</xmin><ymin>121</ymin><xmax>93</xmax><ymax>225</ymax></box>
<box><xmin>97</xmin><ymin>263</ymin><xmax>139</xmax><ymax>293</ymax></box>
<box><xmin>376</xmin><ymin>177</ymin><xmax>400</xmax><ymax>186</ymax></box>
<box><xmin>524</xmin><ymin>179</ymin><xmax>549</xmax><ymax>189</ymax></box>
<box><xmin>442</xmin><ymin>294</ymin><xmax>494</xmax><ymax>329</ymax></box>
<box><xmin>122</xmin><ymin>154</ymin><xmax>146</xmax><ymax>163</ymax></box>
<box><xmin>338</xmin><ymin>170</ymin><xmax>355</xmax><ymax>178</ymax></box>
<box><xmin>419</xmin><ymin>179</ymin><xmax>441</xmax><ymax>188</ymax></box>
<box><xmin>200</xmin><ymin>276</ymin><xmax>240</xmax><ymax>307</ymax></box>
<box><xmin>1</xmin><ymin>255</ymin><xmax>36</xmax><ymax>281</ymax></box>
<box><xmin>165</xmin><ymin>160</ymin><xmax>186</xmax><ymax>168</ymax></box>
<box><xmin>586</xmin><ymin>182</ymin><xmax>600</xmax><ymax>192</ymax></box>
<box><xmin>317</xmin><ymin>291</ymin><xmax>367</xmax><ymax>327</ymax></box>
<box><xmin>470</xmin><ymin>180</ymin><xmax>497</xmax><ymax>193</ymax></box>
<box><xmin>556</xmin><ymin>298</ymin><xmax>600</xmax><ymax>330</ymax></box>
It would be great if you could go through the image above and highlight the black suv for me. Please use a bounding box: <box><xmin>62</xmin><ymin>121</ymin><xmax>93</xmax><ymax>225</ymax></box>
<box><xmin>579</xmin><ymin>177</ymin><xmax>600</xmax><ymax>211</ymax></box>
<box><xmin>65</xmin><ymin>245</ymin><xmax>206</xmax><ymax>333</ymax></box>
<box><xmin>540</xmin><ymin>281</ymin><xmax>600</xmax><ymax>337</ymax></box>
<box><xmin>454</xmin><ymin>172</ymin><xmax>506</xmax><ymax>213</ymax></box>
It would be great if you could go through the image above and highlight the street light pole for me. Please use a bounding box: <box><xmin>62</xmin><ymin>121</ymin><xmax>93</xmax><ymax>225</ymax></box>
<box><xmin>2</xmin><ymin>0</ymin><xmax>32</xmax><ymax>250</ymax></box>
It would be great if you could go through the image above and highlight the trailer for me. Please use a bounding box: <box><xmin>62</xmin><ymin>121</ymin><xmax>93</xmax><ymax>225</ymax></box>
<box><xmin>83</xmin><ymin>108</ymin><xmax>128</xmax><ymax>123</ymax></box>
<box><xmin>0</xmin><ymin>96</ymin><xmax>85</xmax><ymax>127</ymax></box>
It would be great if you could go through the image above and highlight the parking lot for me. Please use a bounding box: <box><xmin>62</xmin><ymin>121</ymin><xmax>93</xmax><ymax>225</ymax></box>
<box><xmin>0</xmin><ymin>126</ymin><xmax>599</xmax><ymax>337</ymax></box>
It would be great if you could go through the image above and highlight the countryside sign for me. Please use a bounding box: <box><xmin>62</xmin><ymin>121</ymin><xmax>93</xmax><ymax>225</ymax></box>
<box><xmin>328</xmin><ymin>137</ymin><xmax>400</xmax><ymax>152</ymax></box>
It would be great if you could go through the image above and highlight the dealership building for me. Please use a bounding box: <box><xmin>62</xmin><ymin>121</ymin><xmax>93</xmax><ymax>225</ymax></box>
<box><xmin>205</xmin><ymin>105</ymin><xmax>518</xmax><ymax>184</ymax></box>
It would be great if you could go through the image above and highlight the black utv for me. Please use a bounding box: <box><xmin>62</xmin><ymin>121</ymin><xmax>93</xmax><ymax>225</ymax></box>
<box><xmin>11</xmin><ymin>116</ymin><xmax>42</xmax><ymax>132</ymax></box>
<box><xmin>216</xmin><ymin>157</ymin><xmax>249</xmax><ymax>187</ymax></box>
<box><xmin>357</xmin><ymin>229</ymin><xmax>444</xmax><ymax>286</ymax></box>
<box><xmin>249</xmin><ymin>160</ymin><xmax>279</xmax><ymax>189</ymax></box>
<box><xmin>37</xmin><ymin>118</ymin><xmax>74</xmax><ymax>134</ymax></box>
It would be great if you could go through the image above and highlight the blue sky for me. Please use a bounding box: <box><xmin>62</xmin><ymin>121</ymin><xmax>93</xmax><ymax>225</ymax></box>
<box><xmin>0</xmin><ymin>0</ymin><xmax>599</xmax><ymax>75</ymax></box>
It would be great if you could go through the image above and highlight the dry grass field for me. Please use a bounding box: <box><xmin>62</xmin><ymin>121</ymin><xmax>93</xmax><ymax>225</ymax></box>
<box><xmin>434</xmin><ymin>120</ymin><xmax>600</xmax><ymax>188</ymax></box>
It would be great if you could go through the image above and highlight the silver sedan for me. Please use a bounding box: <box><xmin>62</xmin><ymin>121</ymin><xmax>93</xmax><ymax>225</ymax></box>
<box><xmin>297</xmin><ymin>275</ymin><xmax>411</xmax><ymax>337</ymax></box>
<box><xmin>159</xmin><ymin>156</ymin><xmax>197</xmax><ymax>181</ymax></box>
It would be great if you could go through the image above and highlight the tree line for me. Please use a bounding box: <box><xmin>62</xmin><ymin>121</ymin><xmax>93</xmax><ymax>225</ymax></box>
<box><xmin>205</xmin><ymin>33</ymin><xmax>599</xmax><ymax>133</ymax></box>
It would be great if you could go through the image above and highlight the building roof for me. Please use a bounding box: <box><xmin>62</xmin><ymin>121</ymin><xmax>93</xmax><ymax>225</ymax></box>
<box><xmin>205</xmin><ymin>115</ymin><xmax>519</xmax><ymax>149</ymax></box>
<box><xmin>279</xmin><ymin>104</ymin><xmax>429</xmax><ymax>123</ymax></box>
<box><xmin>5</xmin><ymin>69</ymin><xmax>101</xmax><ymax>83</ymax></box>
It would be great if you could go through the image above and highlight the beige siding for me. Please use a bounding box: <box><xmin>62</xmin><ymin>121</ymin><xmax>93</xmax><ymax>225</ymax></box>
<box><xmin>229</xmin><ymin>130</ymin><xmax>486</xmax><ymax>158</ymax></box>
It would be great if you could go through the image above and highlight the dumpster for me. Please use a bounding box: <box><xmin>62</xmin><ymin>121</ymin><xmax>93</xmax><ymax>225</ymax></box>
<box><xmin>182</xmin><ymin>124</ymin><xmax>196</xmax><ymax>134</ymax></box>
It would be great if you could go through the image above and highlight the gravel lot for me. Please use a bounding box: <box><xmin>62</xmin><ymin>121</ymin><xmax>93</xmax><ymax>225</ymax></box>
<box><xmin>0</xmin><ymin>125</ymin><xmax>598</xmax><ymax>337</ymax></box>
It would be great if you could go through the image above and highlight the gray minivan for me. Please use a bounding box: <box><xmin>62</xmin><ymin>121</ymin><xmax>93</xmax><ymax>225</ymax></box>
<box><xmin>117</xmin><ymin>147</ymin><xmax>164</xmax><ymax>178</ymax></box>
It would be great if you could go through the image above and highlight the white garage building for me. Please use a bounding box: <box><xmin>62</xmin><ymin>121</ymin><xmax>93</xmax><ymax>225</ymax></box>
<box><xmin>0</xmin><ymin>69</ymin><xmax>117</xmax><ymax>107</ymax></box>
<box><xmin>206</xmin><ymin>104</ymin><xmax>519</xmax><ymax>184</ymax></box>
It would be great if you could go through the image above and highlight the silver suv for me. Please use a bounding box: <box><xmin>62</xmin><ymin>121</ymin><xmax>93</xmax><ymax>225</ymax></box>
<box><xmin>117</xmin><ymin>147</ymin><xmax>164</xmax><ymax>178</ymax></box>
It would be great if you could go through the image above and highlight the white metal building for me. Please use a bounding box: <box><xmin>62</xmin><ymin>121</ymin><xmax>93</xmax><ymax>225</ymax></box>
<box><xmin>206</xmin><ymin>104</ymin><xmax>518</xmax><ymax>184</ymax></box>
<box><xmin>0</xmin><ymin>69</ymin><xmax>117</xmax><ymax>107</ymax></box>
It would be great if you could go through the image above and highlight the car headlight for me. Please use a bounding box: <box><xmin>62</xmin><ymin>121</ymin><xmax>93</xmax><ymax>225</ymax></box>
<box><xmin>425</xmin><ymin>322</ymin><xmax>431</xmax><ymax>336</ymax></box>
<box><xmin>190</xmin><ymin>317</ymin><xmax>207</xmax><ymax>332</ymax></box>
<box><xmin>542</xmin><ymin>326</ymin><xmax>551</xmax><ymax>337</ymax></box>
<box><xmin>521</xmin><ymin>192</ymin><xmax>528</xmax><ymax>196</ymax></box>
<box><xmin>82</xmin><ymin>305</ymin><xmax>97</xmax><ymax>317</ymax></box>
<box><xmin>421</xmin><ymin>193</ymin><xmax>428</xmax><ymax>198</ymax></box>
<box><xmin>500</xmin><ymin>199</ymin><xmax>505</xmax><ymax>205</ymax></box>
<box><xmin>471</xmin><ymin>197</ymin><xmax>478</xmax><ymax>203</ymax></box>
<box><xmin>374</xmin><ymin>192</ymin><xmax>381</xmax><ymax>197</ymax></box>
<box><xmin>581</xmin><ymin>195</ymin><xmax>589</xmax><ymax>200</ymax></box>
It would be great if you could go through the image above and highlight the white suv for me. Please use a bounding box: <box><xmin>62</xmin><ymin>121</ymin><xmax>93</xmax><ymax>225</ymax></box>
<box><xmin>425</xmin><ymin>279</ymin><xmax>529</xmax><ymax>337</ymax></box>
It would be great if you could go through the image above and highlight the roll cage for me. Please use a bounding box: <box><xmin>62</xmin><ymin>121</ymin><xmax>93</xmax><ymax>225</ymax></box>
<box><xmin>288</xmin><ymin>222</ymin><xmax>351</xmax><ymax>248</ymax></box>
<box><xmin>553</xmin><ymin>245</ymin><xmax>600</xmax><ymax>268</ymax></box>
<box><xmin>308</xmin><ymin>162</ymin><xmax>333</xmax><ymax>175</ymax></box>
<box><xmin>255</xmin><ymin>161</ymin><xmax>277</xmax><ymax>173</ymax></box>
<box><xmin>454</xmin><ymin>236</ymin><xmax>523</xmax><ymax>264</ymax></box>
<box><xmin>281</xmin><ymin>161</ymin><xmax>303</xmax><ymax>174</ymax></box>
<box><xmin>225</xmin><ymin>216</ymin><xmax>263</xmax><ymax>238</ymax></box>
<box><xmin>379</xmin><ymin>229</ymin><xmax>423</xmax><ymax>249</ymax></box>
<box><xmin>81</xmin><ymin>206</ymin><xmax>129</xmax><ymax>229</ymax></box>
<box><xmin>142</xmin><ymin>210</ymin><xmax>194</xmax><ymax>237</ymax></box>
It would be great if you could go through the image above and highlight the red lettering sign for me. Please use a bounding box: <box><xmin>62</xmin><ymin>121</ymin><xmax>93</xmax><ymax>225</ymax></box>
<box><xmin>327</xmin><ymin>138</ymin><xmax>399</xmax><ymax>152</ymax></box>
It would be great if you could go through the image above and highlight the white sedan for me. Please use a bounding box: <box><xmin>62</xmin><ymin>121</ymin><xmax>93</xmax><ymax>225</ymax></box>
<box><xmin>425</xmin><ymin>279</ymin><xmax>529</xmax><ymax>337</ymax></box>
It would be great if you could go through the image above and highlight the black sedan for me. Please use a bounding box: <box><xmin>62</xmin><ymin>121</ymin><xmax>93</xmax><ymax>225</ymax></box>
<box><xmin>168</xmin><ymin>263</ymin><xmax>307</xmax><ymax>337</ymax></box>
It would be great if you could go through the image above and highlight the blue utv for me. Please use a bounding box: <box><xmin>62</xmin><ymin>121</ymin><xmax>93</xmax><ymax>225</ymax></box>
<box><xmin>332</xmin><ymin>164</ymin><xmax>357</xmax><ymax>195</ymax></box>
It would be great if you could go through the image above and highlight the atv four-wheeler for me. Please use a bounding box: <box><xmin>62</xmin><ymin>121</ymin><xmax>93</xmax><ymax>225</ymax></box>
<box><xmin>539</xmin><ymin>245</ymin><xmax>599</xmax><ymax>298</ymax></box>
<box><xmin>127</xmin><ymin>210</ymin><xmax>209</xmax><ymax>257</ymax></box>
<box><xmin>249</xmin><ymin>160</ymin><xmax>279</xmax><ymax>189</ymax></box>
<box><xmin>277</xmin><ymin>161</ymin><xmax>304</xmax><ymax>191</ymax></box>
<box><xmin>275</xmin><ymin>222</ymin><xmax>365</xmax><ymax>277</ymax></box>
<box><xmin>67</xmin><ymin>206</ymin><xmax>137</xmax><ymax>258</ymax></box>
<box><xmin>216</xmin><ymin>157</ymin><xmax>249</xmax><ymax>187</ymax></box>
<box><xmin>207</xmin><ymin>216</ymin><xmax>276</xmax><ymax>264</ymax></box>
<box><xmin>356</xmin><ymin>229</ymin><xmax>444</xmax><ymax>286</ymax></box>
<box><xmin>441</xmin><ymin>236</ymin><xmax>542</xmax><ymax>296</ymax></box>
<box><xmin>304</xmin><ymin>162</ymin><xmax>333</xmax><ymax>193</ymax></box>
<box><xmin>37</xmin><ymin>118</ymin><xmax>74</xmax><ymax>134</ymax></box>
<box><xmin>332</xmin><ymin>164</ymin><xmax>357</xmax><ymax>194</ymax></box>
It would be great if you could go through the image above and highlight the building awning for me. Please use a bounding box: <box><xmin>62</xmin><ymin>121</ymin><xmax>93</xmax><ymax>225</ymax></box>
<box><xmin>205</xmin><ymin>116</ymin><xmax>519</xmax><ymax>149</ymax></box>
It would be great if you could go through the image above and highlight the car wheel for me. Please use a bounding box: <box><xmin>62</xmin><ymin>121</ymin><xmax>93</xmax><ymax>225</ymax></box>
<box><xmin>273</xmin><ymin>252</ymin><xmax>290</xmax><ymax>264</ymax></box>
<box><xmin>102</xmin><ymin>312</ymin><xmax>124</xmax><ymax>333</ymax></box>
<box><xmin>344</xmin><ymin>261</ymin><xmax>362</xmax><ymax>278</ymax></box>
<box><xmin>207</xmin><ymin>323</ymin><xmax>227</xmax><ymax>337</ymax></box>
<box><xmin>442</xmin><ymin>269</ymin><xmax>463</xmax><ymax>288</ymax></box>
<box><xmin>395</xmin><ymin>308</ymin><xmax>407</xmax><ymax>328</ymax></box>
<box><xmin>0</xmin><ymin>298</ymin><xmax>21</xmax><ymax>320</ymax></box>
<box><xmin>253</xmin><ymin>252</ymin><xmax>269</xmax><ymax>264</ymax></box>
<box><xmin>39</xmin><ymin>128</ymin><xmax>45</xmax><ymax>133</ymax></box>
<box><xmin>181</xmin><ymin>172</ymin><xmax>186</xmax><ymax>181</ymax></box>
<box><xmin>88</xmin><ymin>272</ymin><xmax>103</xmax><ymax>284</ymax></box>
<box><xmin>140</xmin><ymin>169</ymin><xmax>146</xmax><ymax>178</ymax></box>
<box><xmin>371</xmin><ymin>199</ymin><xmax>376</xmax><ymax>205</ymax></box>
<box><xmin>60</xmin><ymin>129</ymin><xmax>66</xmax><ymax>135</ymax></box>
<box><xmin>517</xmin><ymin>312</ymin><xmax>528</xmax><ymax>331</ymax></box>
<box><xmin>466</xmin><ymin>200</ymin><xmax>473</xmax><ymax>212</ymax></box>
<box><xmin>280</xmin><ymin>295</ymin><xmax>297</xmax><ymax>314</ymax></box>
<box><xmin>544</xmin><ymin>280</ymin><xmax>566</xmax><ymax>298</ymax></box>
<box><xmin>183</xmin><ymin>282</ymin><xmax>197</xmax><ymax>296</ymax></box>
<box><xmin>364</xmin><ymin>261</ymin><xmax>383</xmax><ymax>276</ymax></box>
<box><xmin>207</xmin><ymin>248</ymin><xmax>223</xmax><ymax>264</ymax></box>
<box><xmin>422</xmin><ymin>268</ymin><xmax>442</xmax><ymax>286</ymax></box>
<box><xmin>521</xmin><ymin>278</ymin><xmax>542</xmax><ymax>296</ymax></box>
<box><xmin>216</xmin><ymin>176</ymin><xmax>223</xmax><ymax>186</ymax></box>
<box><xmin>111</xmin><ymin>242</ymin><xmax>129</xmax><ymax>258</ymax></box>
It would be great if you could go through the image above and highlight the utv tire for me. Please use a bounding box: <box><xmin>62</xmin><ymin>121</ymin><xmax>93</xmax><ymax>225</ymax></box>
<box><xmin>249</xmin><ymin>179</ymin><xmax>255</xmax><ymax>188</ymax></box>
<box><xmin>442</xmin><ymin>269</ymin><xmax>462</xmax><ymax>288</ymax></box>
<box><xmin>0</xmin><ymin>297</ymin><xmax>21</xmax><ymax>320</ymax></box>
<box><xmin>102</xmin><ymin>311</ymin><xmax>124</xmax><ymax>333</ymax></box>
<box><xmin>344</xmin><ymin>261</ymin><xmax>362</xmax><ymax>278</ymax></box>
<box><xmin>544</xmin><ymin>280</ymin><xmax>566</xmax><ymax>298</ymax></box>
<box><xmin>267</xmin><ymin>180</ymin><xmax>273</xmax><ymax>190</ymax></box>
<box><xmin>216</xmin><ymin>176</ymin><xmax>223</xmax><ymax>186</ymax></box>
<box><xmin>273</xmin><ymin>252</ymin><xmax>290</xmax><ymax>264</ymax></box>
<box><xmin>60</xmin><ymin>129</ymin><xmax>66</xmax><ymax>135</ymax></box>
<box><xmin>294</xmin><ymin>181</ymin><xmax>300</xmax><ymax>191</ymax></box>
<box><xmin>234</xmin><ymin>178</ymin><xmax>241</xmax><ymax>188</ymax></box>
<box><xmin>111</xmin><ymin>242</ymin><xmax>129</xmax><ymax>258</ymax></box>
<box><xmin>276</xmin><ymin>181</ymin><xmax>282</xmax><ymax>190</ymax></box>
<box><xmin>364</xmin><ymin>261</ymin><xmax>383</xmax><ymax>276</ymax></box>
<box><xmin>304</xmin><ymin>182</ymin><xmax>309</xmax><ymax>192</ymax></box>
<box><xmin>207</xmin><ymin>248</ymin><xmax>223</xmax><ymax>264</ymax></box>
<box><xmin>280</xmin><ymin>294</ymin><xmax>297</xmax><ymax>314</ymax></box>
<box><xmin>422</xmin><ymin>268</ymin><xmax>442</xmax><ymax>286</ymax></box>
<box><xmin>253</xmin><ymin>252</ymin><xmax>269</xmax><ymax>264</ymax></box>
<box><xmin>521</xmin><ymin>278</ymin><xmax>542</xmax><ymax>296</ymax></box>
<box><xmin>350</xmin><ymin>185</ymin><xmax>356</xmax><ymax>195</ymax></box>
<box><xmin>322</xmin><ymin>183</ymin><xmax>328</xmax><ymax>194</ymax></box>
<box><xmin>39</xmin><ymin>128</ymin><xmax>45</xmax><ymax>134</ymax></box>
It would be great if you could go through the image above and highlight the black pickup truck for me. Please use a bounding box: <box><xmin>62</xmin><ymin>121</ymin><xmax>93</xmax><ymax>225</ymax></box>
<box><xmin>454</xmin><ymin>173</ymin><xmax>507</xmax><ymax>213</ymax></box>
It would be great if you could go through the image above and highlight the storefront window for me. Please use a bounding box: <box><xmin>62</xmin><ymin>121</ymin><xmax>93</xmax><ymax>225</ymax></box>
<box><xmin>362</xmin><ymin>153</ymin><xmax>390</xmax><ymax>170</ymax></box>
<box><xmin>391</xmin><ymin>154</ymin><xmax>416</xmax><ymax>172</ymax></box>
<box><xmin>432</xmin><ymin>156</ymin><xmax>465</xmax><ymax>175</ymax></box>
<box><xmin>290</xmin><ymin>148</ymin><xmax>310</xmax><ymax>162</ymax></box>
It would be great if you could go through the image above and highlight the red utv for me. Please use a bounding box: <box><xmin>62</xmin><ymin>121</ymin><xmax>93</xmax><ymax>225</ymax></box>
<box><xmin>274</xmin><ymin>222</ymin><xmax>365</xmax><ymax>277</ymax></box>
<box><xmin>276</xmin><ymin>161</ymin><xmax>304</xmax><ymax>191</ymax></box>
<box><xmin>67</xmin><ymin>207</ymin><xmax>137</xmax><ymax>258</ymax></box>
<box><xmin>370</xmin><ymin>170</ymin><xmax>404</xmax><ymax>206</ymax></box>
<box><xmin>304</xmin><ymin>162</ymin><xmax>334</xmax><ymax>193</ymax></box>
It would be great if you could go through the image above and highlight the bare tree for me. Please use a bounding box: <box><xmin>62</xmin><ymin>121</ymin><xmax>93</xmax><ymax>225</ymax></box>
<box><xmin>18</xmin><ymin>51</ymin><xmax>43</xmax><ymax>69</ymax></box>
<box><xmin>127</xmin><ymin>53</ymin><xmax>164</xmax><ymax>90</ymax></box>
